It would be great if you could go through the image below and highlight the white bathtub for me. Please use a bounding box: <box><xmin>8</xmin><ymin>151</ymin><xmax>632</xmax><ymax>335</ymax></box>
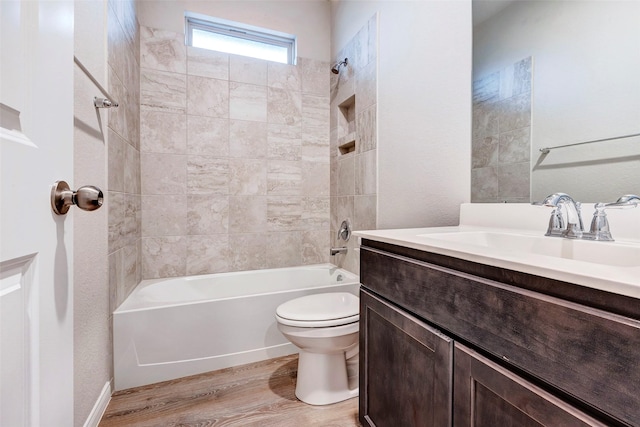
<box><xmin>113</xmin><ymin>264</ymin><xmax>360</xmax><ymax>391</ymax></box>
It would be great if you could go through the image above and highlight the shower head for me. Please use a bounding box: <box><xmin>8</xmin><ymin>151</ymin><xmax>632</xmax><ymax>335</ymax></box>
<box><xmin>331</xmin><ymin>58</ymin><xmax>348</xmax><ymax>74</ymax></box>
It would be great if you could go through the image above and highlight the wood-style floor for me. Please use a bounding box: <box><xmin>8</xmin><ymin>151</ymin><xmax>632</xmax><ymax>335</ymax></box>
<box><xmin>99</xmin><ymin>354</ymin><xmax>361</xmax><ymax>427</ymax></box>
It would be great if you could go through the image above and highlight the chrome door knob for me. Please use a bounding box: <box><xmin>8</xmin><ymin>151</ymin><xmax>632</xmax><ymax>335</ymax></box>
<box><xmin>51</xmin><ymin>180</ymin><xmax>103</xmax><ymax>215</ymax></box>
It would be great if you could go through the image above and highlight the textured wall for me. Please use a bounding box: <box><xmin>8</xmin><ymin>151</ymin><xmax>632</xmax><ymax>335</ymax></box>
<box><xmin>139</xmin><ymin>26</ymin><xmax>331</xmax><ymax>278</ymax></box>
<box><xmin>471</xmin><ymin>57</ymin><xmax>532</xmax><ymax>203</ymax></box>
<box><xmin>73</xmin><ymin>1</ymin><xmax>110</xmax><ymax>424</ymax></box>
<box><xmin>332</xmin><ymin>1</ymin><xmax>472</xmax><ymax>230</ymax></box>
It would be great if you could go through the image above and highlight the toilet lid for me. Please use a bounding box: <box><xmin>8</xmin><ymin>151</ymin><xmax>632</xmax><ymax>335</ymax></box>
<box><xmin>276</xmin><ymin>292</ymin><xmax>359</xmax><ymax>323</ymax></box>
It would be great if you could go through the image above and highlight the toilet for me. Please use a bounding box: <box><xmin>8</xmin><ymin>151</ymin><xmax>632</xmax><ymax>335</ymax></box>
<box><xmin>275</xmin><ymin>292</ymin><xmax>359</xmax><ymax>405</ymax></box>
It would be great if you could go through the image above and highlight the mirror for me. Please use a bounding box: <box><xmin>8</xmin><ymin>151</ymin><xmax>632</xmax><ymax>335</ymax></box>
<box><xmin>471</xmin><ymin>0</ymin><xmax>640</xmax><ymax>203</ymax></box>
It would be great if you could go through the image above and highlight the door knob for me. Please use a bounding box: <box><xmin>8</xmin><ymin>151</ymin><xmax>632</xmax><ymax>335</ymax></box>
<box><xmin>51</xmin><ymin>180</ymin><xmax>103</xmax><ymax>215</ymax></box>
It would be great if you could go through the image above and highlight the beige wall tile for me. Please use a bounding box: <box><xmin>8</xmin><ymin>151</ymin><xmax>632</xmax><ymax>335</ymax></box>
<box><xmin>356</xmin><ymin>104</ymin><xmax>376</xmax><ymax>153</ymax></box>
<box><xmin>355</xmin><ymin>60</ymin><xmax>376</xmax><ymax>115</ymax></box>
<box><xmin>267</xmin><ymin>196</ymin><xmax>302</xmax><ymax>231</ymax></box>
<box><xmin>471</xmin><ymin>167</ymin><xmax>498</xmax><ymax>202</ymax></box>
<box><xmin>229</xmin><ymin>233</ymin><xmax>267</xmax><ymax>271</ymax></box>
<box><xmin>299</xmin><ymin>57</ymin><xmax>330</xmax><ymax>95</ymax></box>
<box><xmin>108</xmin><ymin>191</ymin><xmax>125</xmax><ymax>253</ymax></box>
<box><xmin>302</xmin><ymin>230</ymin><xmax>330</xmax><ymax>265</ymax></box>
<box><xmin>187</xmin><ymin>116</ymin><xmax>230</xmax><ymax>157</ymax></box>
<box><xmin>268</xmin><ymin>62</ymin><xmax>301</xmax><ymax>91</ymax></box>
<box><xmin>355</xmin><ymin>149</ymin><xmax>376</xmax><ymax>196</ymax></box>
<box><xmin>187</xmin><ymin>46</ymin><xmax>229</xmax><ymax>80</ymax></box>
<box><xmin>499</xmin><ymin>126</ymin><xmax>530</xmax><ymax>164</ymax></box>
<box><xmin>187</xmin><ymin>75</ymin><xmax>229</xmax><ymax>118</ymax></box>
<box><xmin>141</xmin><ymin>68</ymin><xmax>187</xmax><ymax>114</ymax></box>
<box><xmin>229</xmin><ymin>158</ymin><xmax>267</xmax><ymax>195</ymax></box>
<box><xmin>187</xmin><ymin>235</ymin><xmax>230</xmax><ymax>275</ymax></box>
<box><xmin>124</xmin><ymin>143</ymin><xmax>141</xmax><ymax>194</ymax></box>
<box><xmin>302</xmin><ymin>93</ymin><xmax>330</xmax><ymax>128</ymax></box>
<box><xmin>187</xmin><ymin>194</ymin><xmax>229</xmax><ymax>235</ymax></box>
<box><xmin>142</xmin><ymin>194</ymin><xmax>187</xmax><ymax>237</ymax></box>
<box><xmin>123</xmin><ymin>194</ymin><xmax>141</xmax><ymax>247</ymax></box>
<box><xmin>187</xmin><ymin>156</ymin><xmax>229</xmax><ymax>194</ymax></box>
<box><xmin>141</xmin><ymin>111</ymin><xmax>187</xmax><ymax>154</ymax></box>
<box><xmin>267</xmin><ymin>160</ymin><xmax>302</xmax><ymax>195</ymax></box>
<box><xmin>336</xmin><ymin>155</ymin><xmax>355</xmax><ymax>196</ymax></box>
<box><xmin>229</xmin><ymin>120</ymin><xmax>267</xmax><ymax>158</ymax></box>
<box><xmin>230</xmin><ymin>55</ymin><xmax>267</xmax><ymax>85</ymax></box>
<box><xmin>498</xmin><ymin>162</ymin><xmax>530</xmax><ymax>199</ymax></box>
<box><xmin>108</xmin><ymin>129</ymin><xmax>125</xmax><ymax>192</ymax></box>
<box><xmin>302</xmin><ymin>161</ymin><xmax>329</xmax><ymax>196</ymax></box>
<box><xmin>266</xmin><ymin>231</ymin><xmax>302</xmax><ymax>268</ymax></box>
<box><xmin>141</xmin><ymin>152</ymin><xmax>186</xmax><ymax>195</ymax></box>
<box><xmin>142</xmin><ymin>236</ymin><xmax>187</xmax><ymax>279</ymax></box>
<box><xmin>354</xmin><ymin>195</ymin><xmax>376</xmax><ymax>230</ymax></box>
<box><xmin>229</xmin><ymin>196</ymin><xmax>267</xmax><ymax>233</ymax></box>
<box><xmin>267</xmin><ymin>123</ymin><xmax>302</xmax><ymax>160</ymax></box>
<box><xmin>302</xmin><ymin>197</ymin><xmax>330</xmax><ymax>230</ymax></box>
<box><xmin>140</xmin><ymin>26</ymin><xmax>186</xmax><ymax>73</ymax></box>
<box><xmin>230</xmin><ymin>82</ymin><xmax>268</xmax><ymax>122</ymax></box>
<box><xmin>268</xmin><ymin>87</ymin><xmax>302</xmax><ymax>126</ymax></box>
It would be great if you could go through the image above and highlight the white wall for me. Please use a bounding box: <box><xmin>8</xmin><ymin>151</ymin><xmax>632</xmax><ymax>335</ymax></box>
<box><xmin>73</xmin><ymin>0</ymin><xmax>111</xmax><ymax>425</ymax></box>
<box><xmin>138</xmin><ymin>0</ymin><xmax>331</xmax><ymax>61</ymax></box>
<box><xmin>474</xmin><ymin>1</ymin><xmax>640</xmax><ymax>202</ymax></box>
<box><xmin>332</xmin><ymin>1</ymin><xmax>472</xmax><ymax>229</ymax></box>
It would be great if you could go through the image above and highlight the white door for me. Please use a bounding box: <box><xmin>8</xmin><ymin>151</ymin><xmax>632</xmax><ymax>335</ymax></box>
<box><xmin>0</xmin><ymin>1</ymin><xmax>74</xmax><ymax>426</ymax></box>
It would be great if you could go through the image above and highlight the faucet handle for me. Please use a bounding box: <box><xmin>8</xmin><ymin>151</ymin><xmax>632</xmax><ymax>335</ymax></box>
<box><xmin>604</xmin><ymin>194</ymin><xmax>640</xmax><ymax>209</ymax></box>
<box><xmin>586</xmin><ymin>203</ymin><xmax>613</xmax><ymax>241</ymax></box>
<box><xmin>544</xmin><ymin>208</ymin><xmax>565</xmax><ymax>237</ymax></box>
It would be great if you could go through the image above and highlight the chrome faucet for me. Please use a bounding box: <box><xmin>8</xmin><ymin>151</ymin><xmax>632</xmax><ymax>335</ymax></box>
<box><xmin>539</xmin><ymin>193</ymin><xmax>584</xmax><ymax>239</ymax></box>
<box><xmin>330</xmin><ymin>247</ymin><xmax>348</xmax><ymax>256</ymax></box>
<box><xmin>584</xmin><ymin>194</ymin><xmax>639</xmax><ymax>241</ymax></box>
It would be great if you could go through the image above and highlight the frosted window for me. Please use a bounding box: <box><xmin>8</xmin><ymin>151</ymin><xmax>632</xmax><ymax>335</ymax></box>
<box><xmin>186</xmin><ymin>15</ymin><xmax>296</xmax><ymax>65</ymax></box>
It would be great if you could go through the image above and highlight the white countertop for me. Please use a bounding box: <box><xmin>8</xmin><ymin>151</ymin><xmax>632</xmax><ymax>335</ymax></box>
<box><xmin>354</xmin><ymin>203</ymin><xmax>640</xmax><ymax>299</ymax></box>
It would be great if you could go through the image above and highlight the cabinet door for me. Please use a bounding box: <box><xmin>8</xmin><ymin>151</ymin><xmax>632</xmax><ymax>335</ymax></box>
<box><xmin>453</xmin><ymin>343</ymin><xmax>607</xmax><ymax>427</ymax></box>
<box><xmin>360</xmin><ymin>289</ymin><xmax>453</xmax><ymax>427</ymax></box>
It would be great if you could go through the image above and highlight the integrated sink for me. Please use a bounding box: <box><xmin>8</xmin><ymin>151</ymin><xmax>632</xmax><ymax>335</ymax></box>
<box><xmin>417</xmin><ymin>231</ymin><xmax>640</xmax><ymax>267</ymax></box>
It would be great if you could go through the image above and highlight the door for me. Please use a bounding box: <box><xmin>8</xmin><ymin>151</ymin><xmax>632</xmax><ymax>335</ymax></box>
<box><xmin>359</xmin><ymin>289</ymin><xmax>453</xmax><ymax>427</ymax></box>
<box><xmin>1</xmin><ymin>1</ymin><xmax>74</xmax><ymax>426</ymax></box>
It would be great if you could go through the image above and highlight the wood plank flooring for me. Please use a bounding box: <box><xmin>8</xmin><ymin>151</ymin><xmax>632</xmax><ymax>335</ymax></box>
<box><xmin>99</xmin><ymin>355</ymin><xmax>361</xmax><ymax>427</ymax></box>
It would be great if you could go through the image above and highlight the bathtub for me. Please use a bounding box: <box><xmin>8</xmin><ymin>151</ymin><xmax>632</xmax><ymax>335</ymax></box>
<box><xmin>113</xmin><ymin>264</ymin><xmax>360</xmax><ymax>391</ymax></box>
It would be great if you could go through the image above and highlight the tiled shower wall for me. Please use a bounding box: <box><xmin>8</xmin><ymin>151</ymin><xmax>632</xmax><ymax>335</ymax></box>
<box><xmin>107</xmin><ymin>0</ymin><xmax>142</xmax><ymax>310</ymax></box>
<box><xmin>139</xmin><ymin>26</ymin><xmax>331</xmax><ymax>279</ymax></box>
<box><xmin>471</xmin><ymin>57</ymin><xmax>531</xmax><ymax>203</ymax></box>
<box><xmin>330</xmin><ymin>15</ymin><xmax>378</xmax><ymax>274</ymax></box>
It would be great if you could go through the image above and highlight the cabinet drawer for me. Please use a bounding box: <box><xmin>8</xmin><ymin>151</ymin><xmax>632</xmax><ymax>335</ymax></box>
<box><xmin>360</xmin><ymin>246</ymin><xmax>640</xmax><ymax>426</ymax></box>
<box><xmin>454</xmin><ymin>343</ymin><xmax>607</xmax><ymax>427</ymax></box>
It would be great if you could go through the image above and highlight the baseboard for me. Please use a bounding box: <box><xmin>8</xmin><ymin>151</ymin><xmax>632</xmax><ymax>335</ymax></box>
<box><xmin>83</xmin><ymin>381</ymin><xmax>112</xmax><ymax>427</ymax></box>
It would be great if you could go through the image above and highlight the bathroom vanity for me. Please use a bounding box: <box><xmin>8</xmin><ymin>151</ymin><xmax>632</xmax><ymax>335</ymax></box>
<box><xmin>356</xmin><ymin>203</ymin><xmax>640</xmax><ymax>427</ymax></box>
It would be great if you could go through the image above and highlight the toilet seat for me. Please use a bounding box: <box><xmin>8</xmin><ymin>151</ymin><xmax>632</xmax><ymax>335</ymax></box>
<box><xmin>276</xmin><ymin>292</ymin><xmax>359</xmax><ymax>328</ymax></box>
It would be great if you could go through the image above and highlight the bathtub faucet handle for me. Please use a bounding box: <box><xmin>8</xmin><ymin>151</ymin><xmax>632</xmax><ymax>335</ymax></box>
<box><xmin>337</xmin><ymin>219</ymin><xmax>351</xmax><ymax>242</ymax></box>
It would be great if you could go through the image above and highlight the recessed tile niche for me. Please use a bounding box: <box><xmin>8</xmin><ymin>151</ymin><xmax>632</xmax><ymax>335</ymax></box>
<box><xmin>337</xmin><ymin>95</ymin><xmax>356</xmax><ymax>154</ymax></box>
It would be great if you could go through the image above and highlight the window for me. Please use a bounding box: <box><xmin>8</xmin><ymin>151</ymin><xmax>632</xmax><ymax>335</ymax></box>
<box><xmin>185</xmin><ymin>13</ymin><xmax>296</xmax><ymax>65</ymax></box>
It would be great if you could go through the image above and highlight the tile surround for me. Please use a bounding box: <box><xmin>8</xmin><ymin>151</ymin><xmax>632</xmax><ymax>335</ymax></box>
<box><xmin>330</xmin><ymin>14</ymin><xmax>378</xmax><ymax>275</ymax></box>
<box><xmin>137</xmin><ymin>21</ymin><xmax>376</xmax><ymax>278</ymax></box>
<box><xmin>472</xmin><ymin>57</ymin><xmax>532</xmax><ymax>203</ymax></box>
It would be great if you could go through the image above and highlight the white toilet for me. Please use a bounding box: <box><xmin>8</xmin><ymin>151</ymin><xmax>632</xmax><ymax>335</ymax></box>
<box><xmin>275</xmin><ymin>292</ymin><xmax>359</xmax><ymax>405</ymax></box>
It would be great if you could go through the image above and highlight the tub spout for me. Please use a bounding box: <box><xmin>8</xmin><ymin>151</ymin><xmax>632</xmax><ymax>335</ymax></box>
<box><xmin>330</xmin><ymin>246</ymin><xmax>347</xmax><ymax>256</ymax></box>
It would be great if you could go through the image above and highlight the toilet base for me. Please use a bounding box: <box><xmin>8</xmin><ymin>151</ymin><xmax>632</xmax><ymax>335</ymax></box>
<box><xmin>295</xmin><ymin>350</ymin><xmax>359</xmax><ymax>405</ymax></box>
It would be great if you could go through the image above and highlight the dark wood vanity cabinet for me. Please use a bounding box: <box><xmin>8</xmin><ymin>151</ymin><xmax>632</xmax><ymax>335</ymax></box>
<box><xmin>359</xmin><ymin>241</ymin><xmax>640</xmax><ymax>427</ymax></box>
